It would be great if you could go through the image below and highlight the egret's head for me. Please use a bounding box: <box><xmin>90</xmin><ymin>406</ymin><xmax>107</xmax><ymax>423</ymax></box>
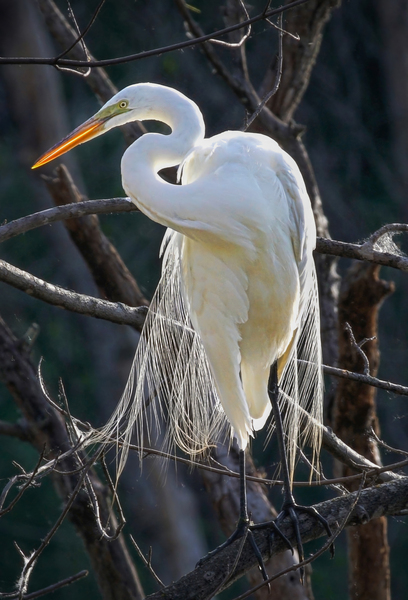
<box><xmin>32</xmin><ymin>83</ymin><xmax>200</xmax><ymax>169</ymax></box>
<box><xmin>31</xmin><ymin>86</ymin><xmax>138</xmax><ymax>169</ymax></box>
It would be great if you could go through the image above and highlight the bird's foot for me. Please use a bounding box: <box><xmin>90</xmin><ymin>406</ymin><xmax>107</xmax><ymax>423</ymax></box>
<box><xmin>197</xmin><ymin>516</ymin><xmax>269</xmax><ymax>581</ymax></box>
<box><xmin>251</xmin><ymin>500</ymin><xmax>333</xmax><ymax>583</ymax></box>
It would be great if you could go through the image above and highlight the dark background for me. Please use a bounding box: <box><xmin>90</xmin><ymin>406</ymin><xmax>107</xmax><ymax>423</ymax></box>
<box><xmin>1</xmin><ymin>1</ymin><xmax>407</xmax><ymax>598</ymax></box>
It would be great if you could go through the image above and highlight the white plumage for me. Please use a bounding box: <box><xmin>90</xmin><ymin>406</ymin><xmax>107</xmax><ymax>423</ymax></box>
<box><xmin>32</xmin><ymin>83</ymin><xmax>323</xmax><ymax>480</ymax></box>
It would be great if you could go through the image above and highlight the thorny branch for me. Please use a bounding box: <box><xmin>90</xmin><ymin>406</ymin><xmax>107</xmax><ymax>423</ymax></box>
<box><xmin>0</xmin><ymin>570</ymin><xmax>88</xmax><ymax>600</ymax></box>
<box><xmin>0</xmin><ymin>448</ymin><xmax>45</xmax><ymax>517</ymax></box>
<box><xmin>2</xmin><ymin>449</ymin><xmax>102</xmax><ymax>599</ymax></box>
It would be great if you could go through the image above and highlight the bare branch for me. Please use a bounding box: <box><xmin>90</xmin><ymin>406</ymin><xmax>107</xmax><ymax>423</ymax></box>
<box><xmin>55</xmin><ymin>0</ymin><xmax>106</xmax><ymax>61</ymax></box>
<box><xmin>43</xmin><ymin>165</ymin><xmax>148</xmax><ymax>307</ymax></box>
<box><xmin>0</xmin><ymin>259</ymin><xmax>147</xmax><ymax>330</ymax></box>
<box><xmin>174</xmin><ymin>0</ymin><xmax>257</xmax><ymax>107</ymax></box>
<box><xmin>237</xmin><ymin>473</ymin><xmax>366</xmax><ymax>600</ymax></box>
<box><xmin>83</xmin><ymin>453</ymin><xmax>126</xmax><ymax>542</ymax></box>
<box><xmin>0</xmin><ymin>198</ymin><xmax>136</xmax><ymax>244</ymax></box>
<box><xmin>370</xmin><ymin>428</ymin><xmax>408</xmax><ymax>458</ymax></box>
<box><xmin>2</xmin><ymin>202</ymin><xmax>408</xmax><ymax>274</ymax></box>
<box><xmin>120</xmin><ymin>423</ymin><xmax>404</xmax><ymax>485</ymax></box>
<box><xmin>143</xmin><ymin>477</ymin><xmax>408</xmax><ymax>600</ymax></box>
<box><xmin>363</xmin><ymin>222</ymin><xmax>408</xmax><ymax>248</ymax></box>
<box><xmin>209</xmin><ymin>0</ymin><xmax>251</xmax><ymax>48</ymax></box>
<box><xmin>0</xmin><ymin>314</ymin><xmax>144</xmax><ymax>600</ymax></box>
<box><xmin>344</xmin><ymin>322</ymin><xmax>375</xmax><ymax>376</ymax></box>
<box><xmin>14</xmin><ymin>451</ymin><xmax>101</xmax><ymax>597</ymax></box>
<box><xmin>266</xmin><ymin>0</ymin><xmax>341</xmax><ymax>122</ymax></box>
<box><xmin>0</xmin><ymin>448</ymin><xmax>45</xmax><ymax>517</ymax></box>
<box><xmin>36</xmin><ymin>0</ymin><xmax>115</xmax><ymax>101</ymax></box>
<box><xmin>36</xmin><ymin>0</ymin><xmax>145</xmax><ymax>140</ymax></box>
<box><xmin>315</xmin><ymin>236</ymin><xmax>408</xmax><ymax>272</ymax></box>
<box><xmin>244</xmin><ymin>12</ymin><xmax>283</xmax><ymax>130</ymax></box>
<box><xmin>320</xmin><ymin>427</ymin><xmax>400</xmax><ymax>483</ymax></box>
<box><xmin>53</xmin><ymin>0</ymin><xmax>92</xmax><ymax>76</ymax></box>
<box><xmin>322</xmin><ymin>363</ymin><xmax>408</xmax><ymax>397</ymax></box>
<box><xmin>1</xmin><ymin>571</ymin><xmax>88</xmax><ymax>600</ymax></box>
<box><xmin>0</xmin><ymin>1</ymin><xmax>312</xmax><ymax>69</ymax></box>
<box><xmin>129</xmin><ymin>536</ymin><xmax>165</xmax><ymax>589</ymax></box>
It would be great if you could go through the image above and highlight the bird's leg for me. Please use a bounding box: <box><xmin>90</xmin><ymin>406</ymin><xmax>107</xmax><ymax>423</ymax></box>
<box><xmin>262</xmin><ymin>362</ymin><xmax>333</xmax><ymax>577</ymax></box>
<box><xmin>197</xmin><ymin>449</ymin><xmax>269</xmax><ymax>581</ymax></box>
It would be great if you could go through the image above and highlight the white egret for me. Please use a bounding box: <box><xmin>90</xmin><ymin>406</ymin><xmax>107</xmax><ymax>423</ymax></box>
<box><xmin>32</xmin><ymin>83</ymin><xmax>329</xmax><ymax>574</ymax></box>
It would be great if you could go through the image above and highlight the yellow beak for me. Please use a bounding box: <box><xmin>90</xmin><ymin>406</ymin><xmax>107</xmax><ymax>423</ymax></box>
<box><xmin>31</xmin><ymin>116</ymin><xmax>107</xmax><ymax>169</ymax></box>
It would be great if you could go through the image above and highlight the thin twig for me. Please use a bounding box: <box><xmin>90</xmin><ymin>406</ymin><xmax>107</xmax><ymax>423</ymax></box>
<box><xmin>0</xmin><ymin>0</ymin><xmax>311</xmax><ymax>68</ymax></box>
<box><xmin>0</xmin><ymin>448</ymin><xmax>46</xmax><ymax>517</ymax></box>
<box><xmin>362</xmin><ymin>223</ymin><xmax>408</xmax><ymax>249</ymax></box>
<box><xmin>175</xmin><ymin>0</ymin><xmax>253</xmax><ymax>100</ymax></box>
<box><xmin>209</xmin><ymin>0</ymin><xmax>251</xmax><ymax>48</ymax></box>
<box><xmin>83</xmin><ymin>452</ymin><xmax>125</xmax><ymax>541</ymax></box>
<box><xmin>344</xmin><ymin>322</ymin><xmax>375</xmax><ymax>376</ymax></box>
<box><xmin>244</xmin><ymin>12</ymin><xmax>283</xmax><ymax>130</ymax></box>
<box><xmin>37</xmin><ymin>358</ymin><xmax>91</xmax><ymax>429</ymax></box>
<box><xmin>0</xmin><ymin>571</ymin><xmax>88</xmax><ymax>600</ymax></box>
<box><xmin>55</xmin><ymin>0</ymin><xmax>106</xmax><ymax>60</ymax></box>
<box><xmin>265</xmin><ymin>16</ymin><xmax>299</xmax><ymax>40</ymax></box>
<box><xmin>322</xmin><ymin>363</ymin><xmax>408</xmax><ymax>397</ymax></box>
<box><xmin>369</xmin><ymin>428</ymin><xmax>408</xmax><ymax>458</ymax></box>
<box><xmin>129</xmin><ymin>536</ymin><xmax>165</xmax><ymax>588</ymax></box>
<box><xmin>100</xmin><ymin>452</ymin><xmax>126</xmax><ymax>540</ymax></box>
<box><xmin>54</xmin><ymin>0</ymin><xmax>92</xmax><ymax>76</ymax></box>
<box><xmin>15</xmin><ymin>448</ymin><xmax>103</xmax><ymax>596</ymax></box>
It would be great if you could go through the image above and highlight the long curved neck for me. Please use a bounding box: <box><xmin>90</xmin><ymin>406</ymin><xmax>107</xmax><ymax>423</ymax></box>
<box><xmin>121</xmin><ymin>85</ymin><xmax>205</xmax><ymax>229</ymax></box>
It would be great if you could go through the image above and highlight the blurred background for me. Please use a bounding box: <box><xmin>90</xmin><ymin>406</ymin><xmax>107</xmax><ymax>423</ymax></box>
<box><xmin>1</xmin><ymin>0</ymin><xmax>408</xmax><ymax>598</ymax></box>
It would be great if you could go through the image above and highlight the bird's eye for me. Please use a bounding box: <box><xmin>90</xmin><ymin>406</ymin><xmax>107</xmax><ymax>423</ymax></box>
<box><xmin>119</xmin><ymin>100</ymin><xmax>128</xmax><ymax>109</ymax></box>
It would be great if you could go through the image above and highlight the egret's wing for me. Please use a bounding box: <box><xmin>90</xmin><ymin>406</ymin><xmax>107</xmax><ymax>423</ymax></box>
<box><xmin>180</xmin><ymin>236</ymin><xmax>254</xmax><ymax>450</ymax></box>
<box><xmin>274</xmin><ymin>161</ymin><xmax>323</xmax><ymax>481</ymax></box>
<box><xmin>89</xmin><ymin>230</ymin><xmax>229</xmax><ymax>476</ymax></box>
<box><xmin>277</xmin><ymin>263</ymin><xmax>323</xmax><ymax>480</ymax></box>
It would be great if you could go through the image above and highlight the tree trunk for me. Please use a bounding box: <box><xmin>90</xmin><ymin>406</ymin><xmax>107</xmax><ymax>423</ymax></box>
<box><xmin>332</xmin><ymin>262</ymin><xmax>394</xmax><ymax>600</ymax></box>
